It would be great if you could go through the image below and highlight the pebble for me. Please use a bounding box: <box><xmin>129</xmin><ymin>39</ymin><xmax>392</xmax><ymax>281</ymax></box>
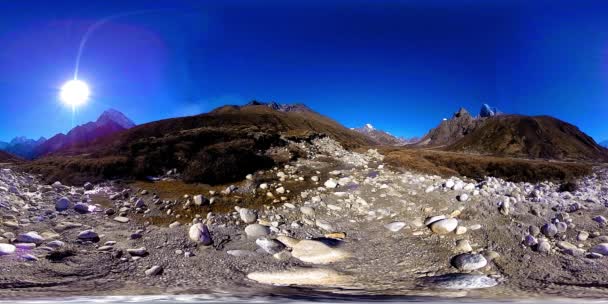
<box><xmin>324</xmin><ymin>179</ymin><xmax>338</xmax><ymax>189</ymax></box>
<box><xmin>523</xmin><ymin>235</ymin><xmax>538</xmax><ymax>247</ymax></box>
<box><xmin>255</xmin><ymin>237</ymin><xmax>286</xmax><ymax>254</ymax></box>
<box><xmin>0</xmin><ymin>243</ymin><xmax>16</xmax><ymax>255</ymax></box>
<box><xmin>245</xmin><ymin>224</ymin><xmax>270</xmax><ymax>239</ymax></box>
<box><xmin>590</xmin><ymin>243</ymin><xmax>608</xmax><ymax>256</ymax></box>
<box><xmin>451</xmin><ymin>253</ymin><xmax>488</xmax><ymax>271</ymax></box>
<box><xmin>315</xmin><ymin>219</ymin><xmax>335</xmax><ymax>232</ymax></box>
<box><xmin>239</xmin><ymin>208</ymin><xmax>257</xmax><ymax>224</ymax></box>
<box><xmin>384</xmin><ymin>221</ymin><xmax>406</xmax><ymax>232</ymax></box>
<box><xmin>55</xmin><ymin>197</ymin><xmax>71</xmax><ymax>211</ymax></box>
<box><xmin>16</xmin><ymin>231</ymin><xmax>45</xmax><ymax>245</ymax></box>
<box><xmin>189</xmin><ymin>223</ymin><xmax>213</xmax><ymax>246</ymax></box>
<box><xmin>127</xmin><ymin>247</ymin><xmax>148</xmax><ymax>256</ymax></box>
<box><xmin>113</xmin><ymin>216</ymin><xmax>130</xmax><ymax>223</ymax></box>
<box><xmin>247</xmin><ymin>268</ymin><xmax>350</xmax><ymax>286</ymax></box>
<box><xmin>577</xmin><ymin>231</ymin><xmax>589</xmax><ymax>241</ymax></box>
<box><xmin>430</xmin><ymin>218</ymin><xmax>458</xmax><ymax>234</ymax></box>
<box><xmin>541</xmin><ymin>223</ymin><xmax>558</xmax><ymax>237</ymax></box>
<box><xmin>423</xmin><ymin>273</ymin><xmax>497</xmax><ymax>289</ymax></box>
<box><xmin>78</xmin><ymin>230</ymin><xmax>100</xmax><ymax>242</ymax></box>
<box><xmin>458</xmin><ymin>194</ymin><xmax>469</xmax><ymax>202</ymax></box>
<box><xmin>536</xmin><ymin>240</ymin><xmax>551</xmax><ymax>253</ymax></box>
<box><xmin>145</xmin><ymin>265</ymin><xmax>163</xmax><ymax>276</ymax></box>
<box><xmin>291</xmin><ymin>239</ymin><xmax>350</xmax><ymax>264</ymax></box>
<box><xmin>300</xmin><ymin>206</ymin><xmax>315</xmax><ymax>217</ymax></box>
<box><xmin>424</xmin><ymin>215</ymin><xmax>446</xmax><ymax>226</ymax></box>
<box><xmin>455</xmin><ymin>239</ymin><xmax>473</xmax><ymax>252</ymax></box>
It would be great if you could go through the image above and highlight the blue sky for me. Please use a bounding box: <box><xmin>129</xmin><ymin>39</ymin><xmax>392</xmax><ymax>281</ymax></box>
<box><xmin>0</xmin><ymin>0</ymin><xmax>607</xmax><ymax>142</ymax></box>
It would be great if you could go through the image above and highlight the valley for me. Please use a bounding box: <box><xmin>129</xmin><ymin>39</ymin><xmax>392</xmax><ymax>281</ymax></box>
<box><xmin>0</xmin><ymin>102</ymin><xmax>607</xmax><ymax>301</ymax></box>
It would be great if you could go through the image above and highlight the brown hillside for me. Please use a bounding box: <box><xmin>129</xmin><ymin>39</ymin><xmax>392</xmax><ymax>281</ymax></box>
<box><xmin>446</xmin><ymin>115</ymin><xmax>608</xmax><ymax>161</ymax></box>
<box><xmin>24</xmin><ymin>103</ymin><xmax>374</xmax><ymax>185</ymax></box>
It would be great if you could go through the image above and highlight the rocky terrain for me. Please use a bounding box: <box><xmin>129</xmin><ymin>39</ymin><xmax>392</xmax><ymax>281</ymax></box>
<box><xmin>2</xmin><ymin>136</ymin><xmax>608</xmax><ymax>301</ymax></box>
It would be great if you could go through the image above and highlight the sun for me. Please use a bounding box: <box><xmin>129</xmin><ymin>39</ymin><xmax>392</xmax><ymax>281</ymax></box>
<box><xmin>60</xmin><ymin>79</ymin><xmax>90</xmax><ymax>107</ymax></box>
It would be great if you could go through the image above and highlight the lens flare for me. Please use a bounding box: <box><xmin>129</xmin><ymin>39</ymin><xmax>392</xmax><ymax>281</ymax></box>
<box><xmin>60</xmin><ymin>79</ymin><xmax>90</xmax><ymax>107</ymax></box>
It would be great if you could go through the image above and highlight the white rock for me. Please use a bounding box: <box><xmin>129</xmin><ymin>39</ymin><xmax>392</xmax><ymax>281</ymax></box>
<box><xmin>188</xmin><ymin>223</ymin><xmax>213</xmax><ymax>246</ymax></box>
<box><xmin>451</xmin><ymin>253</ymin><xmax>488</xmax><ymax>271</ymax></box>
<box><xmin>0</xmin><ymin>244</ymin><xmax>16</xmax><ymax>255</ymax></box>
<box><xmin>324</xmin><ymin>179</ymin><xmax>338</xmax><ymax>189</ymax></box>
<box><xmin>245</xmin><ymin>224</ymin><xmax>270</xmax><ymax>238</ymax></box>
<box><xmin>239</xmin><ymin>208</ymin><xmax>257</xmax><ymax>224</ymax></box>
<box><xmin>384</xmin><ymin>222</ymin><xmax>407</xmax><ymax>232</ymax></box>
<box><xmin>247</xmin><ymin>268</ymin><xmax>351</xmax><ymax>286</ymax></box>
<box><xmin>291</xmin><ymin>240</ymin><xmax>350</xmax><ymax>264</ymax></box>
<box><xmin>430</xmin><ymin>218</ymin><xmax>458</xmax><ymax>234</ymax></box>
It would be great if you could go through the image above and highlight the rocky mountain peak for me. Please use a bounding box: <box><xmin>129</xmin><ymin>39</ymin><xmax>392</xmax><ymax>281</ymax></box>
<box><xmin>480</xmin><ymin>103</ymin><xmax>500</xmax><ymax>118</ymax></box>
<box><xmin>96</xmin><ymin>109</ymin><xmax>136</xmax><ymax>129</ymax></box>
<box><xmin>454</xmin><ymin>108</ymin><xmax>471</xmax><ymax>119</ymax></box>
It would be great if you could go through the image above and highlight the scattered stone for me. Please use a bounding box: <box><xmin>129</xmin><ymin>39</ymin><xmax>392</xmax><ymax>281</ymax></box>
<box><xmin>113</xmin><ymin>216</ymin><xmax>129</xmax><ymax>223</ymax></box>
<box><xmin>541</xmin><ymin>223</ymin><xmax>558</xmax><ymax>238</ymax></box>
<box><xmin>423</xmin><ymin>274</ymin><xmax>497</xmax><ymax>290</ymax></box>
<box><xmin>536</xmin><ymin>240</ymin><xmax>551</xmax><ymax>253</ymax></box>
<box><xmin>458</xmin><ymin>194</ymin><xmax>469</xmax><ymax>202</ymax></box>
<box><xmin>16</xmin><ymin>231</ymin><xmax>44</xmax><ymax>245</ymax></box>
<box><xmin>189</xmin><ymin>223</ymin><xmax>213</xmax><ymax>246</ymax></box>
<box><xmin>127</xmin><ymin>247</ymin><xmax>148</xmax><ymax>257</ymax></box>
<box><xmin>247</xmin><ymin>268</ymin><xmax>351</xmax><ymax>286</ymax></box>
<box><xmin>455</xmin><ymin>239</ymin><xmax>473</xmax><ymax>252</ymax></box>
<box><xmin>451</xmin><ymin>253</ymin><xmax>488</xmax><ymax>271</ymax></box>
<box><xmin>315</xmin><ymin>219</ymin><xmax>335</xmax><ymax>232</ymax></box>
<box><xmin>245</xmin><ymin>224</ymin><xmax>270</xmax><ymax>239</ymax></box>
<box><xmin>84</xmin><ymin>182</ymin><xmax>94</xmax><ymax>190</ymax></box>
<box><xmin>300</xmin><ymin>206</ymin><xmax>315</xmax><ymax>217</ymax></box>
<box><xmin>55</xmin><ymin>197</ymin><xmax>71</xmax><ymax>211</ymax></box>
<box><xmin>256</xmin><ymin>237</ymin><xmax>286</xmax><ymax>254</ymax></box>
<box><xmin>145</xmin><ymin>265</ymin><xmax>163</xmax><ymax>276</ymax></box>
<box><xmin>239</xmin><ymin>208</ymin><xmax>257</xmax><ymax>224</ymax></box>
<box><xmin>590</xmin><ymin>243</ymin><xmax>608</xmax><ymax>256</ymax></box>
<box><xmin>324</xmin><ymin>179</ymin><xmax>338</xmax><ymax>189</ymax></box>
<box><xmin>77</xmin><ymin>230</ymin><xmax>100</xmax><ymax>242</ymax></box>
<box><xmin>577</xmin><ymin>231</ymin><xmax>590</xmax><ymax>241</ymax></box>
<box><xmin>291</xmin><ymin>240</ymin><xmax>350</xmax><ymax>264</ymax></box>
<box><xmin>0</xmin><ymin>243</ymin><xmax>16</xmax><ymax>255</ymax></box>
<box><xmin>430</xmin><ymin>218</ymin><xmax>458</xmax><ymax>234</ymax></box>
<box><xmin>384</xmin><ymin>221</ymin><xmax>406</xmax><ymax>232</ymax></box>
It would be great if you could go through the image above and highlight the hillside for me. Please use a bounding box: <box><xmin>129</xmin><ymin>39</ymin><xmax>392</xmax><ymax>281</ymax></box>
<box><xmin>25</xmin><ymin>102</ymin><xmax>375</xmax><ymax>185</ymax></box>
<box><xmin>0</xmin><ymin>150</ymin><xmax>22</xmax><ymax>163</ymax></box>
<box><xmin>446</xmin><ymin>115</ymin><xmax>608</xmax><ymax>161</ymax></box>
<box><xmin>415</xmin><ymin>108</ymin><xmax>481</xmax><ymax>147</ymax></box>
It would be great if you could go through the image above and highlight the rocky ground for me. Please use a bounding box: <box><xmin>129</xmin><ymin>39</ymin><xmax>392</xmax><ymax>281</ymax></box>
<box><xmin>1</xmin><ymin>137</ymin><xmax>608</xmax><ymax>301</ymax></box>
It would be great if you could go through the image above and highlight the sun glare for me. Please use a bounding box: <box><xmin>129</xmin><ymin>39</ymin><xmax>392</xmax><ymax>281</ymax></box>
<box><xmin>60</xmin><ymin>79</ymin><xmax>90</xmax><ymax>107</ymax></box>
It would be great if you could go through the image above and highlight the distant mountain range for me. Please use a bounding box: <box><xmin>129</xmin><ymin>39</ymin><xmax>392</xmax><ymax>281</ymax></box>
<box><xmin>0</xmin><ymin>109</ymin><xmax>135</xmax><ymax>159</ymax></box>
<box><xmin>352</xmin><ymin>124</ymin><xmax>418</xmax><ymax>146</ymax></box>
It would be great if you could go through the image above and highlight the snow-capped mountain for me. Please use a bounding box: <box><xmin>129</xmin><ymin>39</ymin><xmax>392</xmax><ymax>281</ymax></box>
<box><xmin>353</xmin><ymin>124</ymin><xmax>416</xmax><ymax>146</ymax></box>
<box><xmin>0</xmin><ymin>136</ymin><xmax>47</xmax><ymax>159</ymax></box>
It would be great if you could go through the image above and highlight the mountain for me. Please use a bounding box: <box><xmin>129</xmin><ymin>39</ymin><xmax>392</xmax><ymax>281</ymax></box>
<box><xmin>26</xmin><ymin>101</ymin><xmax>375</xmax><ymax>185</ymax></box>
<box><xmin>32</xmin><ymin>109</ymin><xmax>135</xmax><ymax>158</ymax></box>
<box><xmin>446</xmin><ymin>115</ymin><xmax>608</xmax><ymax>161</ymax></box>
<box><xmin>415</xmin><ymin>108</ymin><xmax>482</xmax><ymax>147</ymax></box>
<box><xmin>0</xmin><ymin>136</ymin><xmax>47</xmax><ymax>159</ymax></box>
<box><xmin>479</xmin><ymin>103</ymin><xmax>500</xmax><ymax>118</ymax></box>
<box><xmin>0</xmin><ymin>141</ymin><xmax>8</xmax><ymax>150</ymax></box>
<box><xmin>353</xmin><ymin>124</ymin><xmax>411</xmax><ymax>146</ymax></box>
<box><xmin>600</xmin><ymin>140</ymin><xmax>608</xmax><ymax>148</ymax></box>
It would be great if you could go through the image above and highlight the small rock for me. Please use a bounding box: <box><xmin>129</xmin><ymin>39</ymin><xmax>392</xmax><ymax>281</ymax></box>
<box><xmin>590</xmin><ymin>243</ymin><xmax>608</xmax><ymax>256</ymax></box>
<box><xmin>247</xmin><ymin>268</ymin><xmax>351</xmax><ymax>286</ymax></box>
<box><xmin>541</xmin><ymin>223</ymin><xmax>558</xmax><ymax>238</ymax></box>
<box><xmin>113</xmin><ymin>216</ymin><xmax>129</xmax><ymax>223</ymax></box>
<box><xmin>16</xmin><ymin>231</ymin><xmax>45</xmax><ymax>245</ymax></box>
<box><xmin>55</xmin><ymin>197</ymin><xmax>71</xmax><ymax>211</ymax></box>
<box><xmin>577</xmin><ymin>231</ymin><xmax>589</xmax><ymax>241</ymax></box>
<box><xmin>256</xmin><ymin>237</ymin><xmax>286</xmax><ymax>254</ymax></box>
<box><xmin>430</xmin><ymin>218</ymin><xmax>458</xmax><ymax>234</ymax></box>
<box><xmin>384</xmin><ymin>222</ymin><xmax>406</xmax><ymax>232</ymax></box>
<box><xmin>188</xmin><ymin>223</ymin><xmax>213</xmax><ymax>246</ymax></box>
<box><xmin>245</xmin><ymin>224</ymin><xmax>270</xmax><ymax>239</ymax></box>
<box><xmin>127</xmin><ymin>247</ymin><xmax>148</xmax><ymax>257</ymax></box>
<box><xmin>324</xmin><ymin>179</ymin><xmax>338</xmax><ymax>189</ymax></box>
<box><xmin>423</xmin><ymin>274</ymin><xmax>497</xmax><ymax>290</ymax></box>
<box><xmin>145</xmin><ymin>265</ymin><xmax>163</xmax><ymax>276</ymax></box>
<box><xmin>0</xmin><ymin>243</ymin><xmax>16</xmax><ymax>255</ymax></box>
<box><xmin>77</xmin><ymin>230</ymin><xmax>100</xmax><ymax>242</ymax></box>
<box><xmin>239</xmin><ymin>208</ymin><xmax>257</xmax><ymax>224</ymax></box>
<box><xmin>451</xmin><ymin>253</ymin><xmax>488</xmax><ymax>271</ymax></box>
<box><xmin>458</xmin><ymin>194</ymin><xmax>469</xmax><ymax>202</ymax></box>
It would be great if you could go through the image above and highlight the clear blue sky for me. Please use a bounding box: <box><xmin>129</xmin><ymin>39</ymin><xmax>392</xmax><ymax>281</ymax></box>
<box><xmin>0</xmin><ymin>0</ymin><xmax>607</xmax><ymax>142</ymax></box>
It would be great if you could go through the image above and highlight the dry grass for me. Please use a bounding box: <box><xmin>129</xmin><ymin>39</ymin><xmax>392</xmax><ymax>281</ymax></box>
<box><xmin>380</xmin><ymin>147</ymin><xmax>593</xmax><ymax>183</ymax></box>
